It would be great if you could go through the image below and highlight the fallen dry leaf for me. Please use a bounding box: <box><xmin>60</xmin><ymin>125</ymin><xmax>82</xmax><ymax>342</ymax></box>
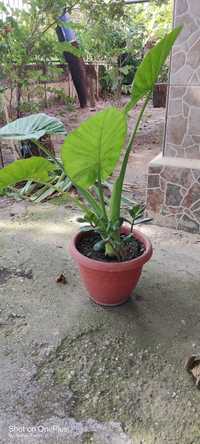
<box><xmin>185</xmin><ymin>355</ymin><xmax>200</xmax><ymax>388</ymax></box>
<box><xmin>56</xmin><ymin>273</ymin><xmax>67</xmax><ymax>285</ymax></box>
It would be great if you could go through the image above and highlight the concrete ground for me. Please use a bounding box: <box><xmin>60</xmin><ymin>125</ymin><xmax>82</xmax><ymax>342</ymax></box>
<box><xmin>0</xmin><ymin>200</ymin><xmax>200</xmax><ymax>444</ymax></box>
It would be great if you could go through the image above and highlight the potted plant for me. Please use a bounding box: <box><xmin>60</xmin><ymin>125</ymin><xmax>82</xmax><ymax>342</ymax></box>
<box><xmin>0</xmin><ymin>27</ymin><xmax>181</xmax><ymax>306</ymax></box>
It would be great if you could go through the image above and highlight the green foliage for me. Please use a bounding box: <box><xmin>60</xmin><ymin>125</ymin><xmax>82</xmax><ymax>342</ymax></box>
<box><xmin>0</xmin><ymin>113</ymin><xmax>66</xmax><ymax>140</ymax></box>
<box><xmin>0</xmin><ymin>110</ymin><xmax>70</xmax><ymax>201</ymax></box>
<box><xmin>80</xmin><ymin>0</ymin><xmax>173</xmax><ymax>63</ymax></box>
<box><xmin>61</xmin><ymin>107</ymin><xmax>127</xmax><ymax>188</ymax></box>
<box><xmin>0</xmin><ymin>0</ymin><xmax>86</xmax><ymax>115</ymax></box>
<box><xmin>5</xmin><ymin>173</ymin><xmax>72</xmax><ymax>204</ymax></box>
<box><xmin>126</xmin><ymin>26</ymin><xmax>182</xmax><ymax>111</ymax></box>
<box><xmin>0</xmin><ymin>0</ymin><xmax>173</xmax><ymax>109</ymax></box>
<box><xmin>79</xmin><ymin>0</ymin><xmax>173</xmax><ymax>95</ymax></box>
<box><xmin>157</xmin><ymin>63</ymin><xmax>169</xmax><ymax>83</ymax></box>
<box><xmin>0</xmin><ymin>28</ymin><xmax>180</xmax><ymax>260</ymax></box>
<box><xmin>0</xmin><ymin>157</ymin><xmax>55</xmax><ymax>190</ymax></box>
<box><xmin>47</xmin><ymin>87</ymin><xmax>76</xmax><ymax>108</ymax></box>
<box><xmin>108</xmin><ymin>26</ymin><xmax>182</xmax><ymax>231</ymax></box>
<box><xmin>19</xmin><ymin>101</ymin><xmax>41</xmax><ymax>114</ymax></box>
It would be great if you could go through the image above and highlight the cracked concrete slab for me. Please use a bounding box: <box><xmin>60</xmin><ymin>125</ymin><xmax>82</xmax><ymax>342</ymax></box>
<box><xmin>0</xmin><ymin>201</ymin><xmax>200</xmax><ymax>444</ymax></box>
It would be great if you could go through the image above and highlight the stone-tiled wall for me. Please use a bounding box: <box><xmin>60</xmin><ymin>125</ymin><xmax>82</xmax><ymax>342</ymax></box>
<box><xmin>164</xmin><ymin>0</ymin><xmax>200</xmax><ymax>159</ymax></box>
<box><xmin>146</xmin><ymin>0</ymin><xmax>200</xmax><ymax>233</ymax></box>
<box><xmin>146</xmin><ymin>156</ymin><xmax>200</xmax><ymax>233</ymax></box>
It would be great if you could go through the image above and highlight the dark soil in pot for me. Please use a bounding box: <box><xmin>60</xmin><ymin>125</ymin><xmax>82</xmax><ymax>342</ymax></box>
<box><xmin>76</xmin><ymin>231</ymin><xmax>144</xmax><ymax>263</ymax></box>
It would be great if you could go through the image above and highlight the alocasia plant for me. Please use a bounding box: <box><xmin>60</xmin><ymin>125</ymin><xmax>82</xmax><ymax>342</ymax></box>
<box><xmin>0</xmin><ymin>26</ymin><xmax>182</xmax><ymax>260</ymax></box>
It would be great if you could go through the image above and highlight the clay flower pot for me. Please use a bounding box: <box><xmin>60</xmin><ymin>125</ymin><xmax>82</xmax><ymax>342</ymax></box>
<box><xmin>70</xmin><ymin>226</ymin><xmax>153</xmax><ymax>306</ymax></box>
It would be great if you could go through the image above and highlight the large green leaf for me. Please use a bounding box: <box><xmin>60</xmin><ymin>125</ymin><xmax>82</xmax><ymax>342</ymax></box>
<box><xmin>0</xmin><ymin>157</ymin><xmax>55</xmax><ymax>190</ymax></box>
<box><xmin>61</xmin><ymin>107</ymin><xmax>127</xmax><ymax>189</ymax></box>
<box><xmin>126</xmin><ymin>26</ymin><xmax>182</xmax><ymax>112</ymax></box>
<box><xmin>0</xmin><ymin>113</ymin><xmax>66</xmax><ymax>141</ymax></box>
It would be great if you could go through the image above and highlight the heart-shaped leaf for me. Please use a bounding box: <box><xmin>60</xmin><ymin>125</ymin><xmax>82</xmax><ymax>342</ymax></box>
<box><xmin>61</xmin><ymin>107</ymin><xmax>127</xmax><ymax>189</ymax></box>
<box><xmin>0</xmin><ymin>113</ymin><xmax>66</xmax><ymax>141</ymax></box>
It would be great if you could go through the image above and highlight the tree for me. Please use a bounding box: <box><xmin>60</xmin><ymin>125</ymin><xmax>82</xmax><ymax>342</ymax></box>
<box><xmin>78</xmin><ymin>0</ymin><xmax>172</xmax><ymax>94</ymax></box>
<box><xmin>0</xmin><ymin>0</ymin><xmax>172</xmax><ymax>112</ymax></box>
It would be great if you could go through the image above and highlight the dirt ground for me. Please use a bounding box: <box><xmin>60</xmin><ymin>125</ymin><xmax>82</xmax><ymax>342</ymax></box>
<box><xmin>1</xmin><ymin>101</ymin><xmax>200</xmax><ymax>443</ymax></box>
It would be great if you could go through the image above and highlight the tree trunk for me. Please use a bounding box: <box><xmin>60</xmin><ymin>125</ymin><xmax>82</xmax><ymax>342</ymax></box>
<box><xmin>153</xmin><ymin>83</ymin><xmax>167</xmax><ymax>108</ymax></box>
<box><xmin>56</xmin><ymin>26</ymin><xmax>88</xmax><ymax>108</ymax></box>
<box><xmin>16</xmin><ymin>82</ymin><xmax>22</xmax><ymax>118</ymax></box>
<box><xmin>0</xmin><ymin>145</ymin><xmax>4</xmax><ymax>168</ymax></box>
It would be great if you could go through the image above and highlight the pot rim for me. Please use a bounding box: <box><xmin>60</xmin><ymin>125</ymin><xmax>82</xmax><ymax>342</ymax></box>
<box><xmin>70</xmin><ymin>226</ymin><xmax>153</xmax><ymax>271</ymax></box>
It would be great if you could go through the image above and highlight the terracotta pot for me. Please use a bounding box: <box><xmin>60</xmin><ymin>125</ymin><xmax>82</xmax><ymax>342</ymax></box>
<box><xmin>70</xmin><ymin>227</ymin><xmax>153</xmax><ymax>306</ymax></box>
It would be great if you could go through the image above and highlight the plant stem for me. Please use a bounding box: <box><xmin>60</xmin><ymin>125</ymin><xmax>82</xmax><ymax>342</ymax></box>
<box><xmin>106</xmin><ymin>240</ymin><xmax>122</xmax><ymax>262</ymax></box>
<box><xmin>32</xmin><ymin>140</ymin><xmax>64</xmax><ymax>171</ymax></box>
<box><xmin>41</xmin><ymin>19</ymin><xmax>58</xmax><ymax>36</ymax></box>
<box><xmin>110</xmin><ymin>93</ymin><xmax>151</xmax><ymax>223</ymax></box>
<box><xmin>33</xmin><ymin>180</ymin><xmax>88</xmax><ymax>213</ymax></box>
<box><xmin>122</xmin><ymin>93</ymin><xmax>151</xmax><ymax>188</ymax></box>
<box><xmin>97</xmin><ymin>173</ymin><xmax>107</xmax><ymax>220</ymax></box>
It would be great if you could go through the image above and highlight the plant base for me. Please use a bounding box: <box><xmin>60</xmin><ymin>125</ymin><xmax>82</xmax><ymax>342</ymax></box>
<box><xmin>89</xmin><ymin>294</ymin><xmax>130</xmax><ymax>307</ymax></box>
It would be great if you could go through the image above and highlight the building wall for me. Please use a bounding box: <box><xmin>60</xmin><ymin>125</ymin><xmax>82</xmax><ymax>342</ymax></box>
<box><xmin>147</xmin><ymin>157</ymin><xmax>200</xmax><ymax>233</ymax></box>
<box><xmin>164</xmin><ymin>0</ymin><xmax>200</xmax><ymax>160</ymax></box>
<box><xmin>146</xmin><ymin>0</ymin><xmax>200</xmax><ymax>233</ymax></box>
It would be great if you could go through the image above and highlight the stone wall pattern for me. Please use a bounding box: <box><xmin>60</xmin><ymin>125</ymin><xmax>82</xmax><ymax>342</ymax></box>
<box><xmin>146</xmin><ymin>164</ymin><xmax>200</xmax><ymax>233</ymax></box>
<box><xmin>164</xmin><ymin>0</ymin><xmax>200</xmax><ymax>159</ymax></box>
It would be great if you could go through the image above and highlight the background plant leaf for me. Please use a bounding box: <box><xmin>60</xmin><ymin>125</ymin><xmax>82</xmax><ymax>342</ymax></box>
<box><xmin>0</xmin><ymin>157</ymin><xmax>55</xmax><ymax>190</ymax></box>
<box><xmin>0</xmin><ymin>113</ymin><xmax>66</xmax><ymax>141</ymax></box>
<box><xmin>61</xmin><ymin>107</ymin><xmax>127</xmax><ymax>189</ymax></box>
